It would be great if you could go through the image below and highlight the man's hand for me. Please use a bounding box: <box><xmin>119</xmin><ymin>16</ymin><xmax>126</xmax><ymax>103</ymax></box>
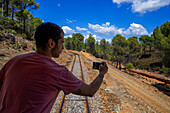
<box><xmin>73</xmin><ymin>62</ymin><xmax>108</xmax><ymax>97</ymax></box>
<box><xmin>99</xmin><ymin>62</ymin><xmax>108</xmax><ymax>75</ymax></box>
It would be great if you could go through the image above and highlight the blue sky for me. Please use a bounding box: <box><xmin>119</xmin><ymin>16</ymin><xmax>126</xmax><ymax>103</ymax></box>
<box><xmin>32</xmin><ymin>0</ymin><xmax>170</xmax><ymax>43</ymax></box>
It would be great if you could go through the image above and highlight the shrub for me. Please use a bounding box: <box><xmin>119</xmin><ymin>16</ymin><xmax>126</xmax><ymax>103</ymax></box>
<box><xmin>126</xmin><ymin>63</ymin><xmax>134</xmax><ymax>70</ymax></box>
<box><xmin>140</xmin><ymin>64</ymin><xmax>149</xmax><ymax>69</ymax></box>
<box><xmin>32</xmin><ymin>47</ymin><xmax>35</xmax><ymax>51</ymax></box>
<box><xmin>16</xmin><ymin>46</ymin><xmax>21</xmax><ymax>51</ymax></box>
<box><xmin>6</xmin><ymin>29</ymin><xmax>16</xmax><ymax>34</ymax></box>
<box><xmin>22</xmin><ymin>33</ymin><xmax>27</xmax><ymax>38</ymax></box>
<box><xmin>134</xmin><ymin>61</ymin><xmax>139</xmax><ymax>67</ymax></box>
<box><xmin>165</xmin><ymin>68</ymin><xmax>170</xmax><ymax>77</ymax></box>
<box><xmin>159</xmin><ymin>66</ymin><xmax>166</xmax><ymax>74</ymax></box>
<box><xmin>11</xmin><ymin>45</ymin><xmax>15</xmax><ymax>49</ymax></box>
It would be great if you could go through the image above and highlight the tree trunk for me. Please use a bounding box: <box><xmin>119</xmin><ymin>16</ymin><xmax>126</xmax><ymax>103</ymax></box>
<box><xmin>12</xmin><ymin>12</ymin><xmax>14</xmax><ymax>20</ymax></box>
<box><xmin>119</xmin><ymin>61</ymin><xmax>122</xmax><ymax>70</ymax></box>
<box><xmin>20</xmin><ymin>20</ymin><xmax>23</xmax><ymax>34</ymax></box>
<box><xmin>24</xmin><ymin>19</ymin><xmax>26</xmax><ymax>33</ymax></box>
<box><xmin>11</xmin><ymin>5</ymin><xmax>15</xmax><ymax>20</ymax></box>
<box><xmin>116</xmin><ymin>60</ymin><xmax>118</xmax><ymax>68</ymax></box>
<box><xmin>12</xmin><ymin>9</ymin><xmax>14</xmax><ymax>20</ymax></box>
<box><xmin>1</xmin><ymin>0</ymin><xmax>3</xmax><ymax>16</ymax></box>
<box><xmin>127</xmin><ymin>54</ymin><xmax>130</xmax><ymax>63</ymax></box>
<box><xmin>6</xmin><ymin>0</ymin><xmax>9</xmax><ymax>17</ymax></box>
<box><xmin>143</xmin><ymin>46</ymin><xmax>145</xmax><ymax>55</ymax></box>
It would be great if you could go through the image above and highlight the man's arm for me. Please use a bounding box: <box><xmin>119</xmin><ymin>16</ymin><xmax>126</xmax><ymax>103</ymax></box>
<box><xmin>73</xmin><ymin>63</ymin><xmax>108</xmax><ymax>97</ymax></box>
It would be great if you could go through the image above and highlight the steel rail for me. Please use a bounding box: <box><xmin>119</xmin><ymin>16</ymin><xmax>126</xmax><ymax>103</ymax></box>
<box><xmin>59</xmin><ymin>55</ymin><xmax>76</xmax><ymax>113</ymax></box>
<box><xmin>78</xmin><ymin>55</ymin><xmax>90</xmax><ymax>113</ymax></box>
<box><xmin>59</xmin><ymin>54</ymin><xmax>90</xmax><ymax>113</ymax></box>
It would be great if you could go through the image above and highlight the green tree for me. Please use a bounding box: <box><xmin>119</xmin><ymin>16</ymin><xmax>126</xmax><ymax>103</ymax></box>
<box><xmin>18</xmin><ymin>0</ymin><xmax>40</xmax><ymax>10</ymax></box>
<box><xmin>64</xmin><ymin>37</ymin><xmax>72</xmax><ymax>50</ymax></box>
<box><xmin>9</xmin><ymin>0</ymin><xmax>20</xmax><ymax>20</ymax></box>
<box><xmin>95</xmin><ymin>41</ymin><xmax>100</xmax><ymax>57</ymax></box>
<box><xmin>86</xmin><ymin>34</ymin><xmax>95</xmax><ymax>55</ymax></box>
<box><xmin>112</xmin><ymin>34</ymin><xmax>128</xmax><ymax>70</ymax></box>
<box><xmin>15</xmin><ymin>9</ymin><xmax>32</xmax><ymax>33</ymax></box>
<box><xmin>160</xmin><ymin>21</ymin><xmax>170</xmax><ymax>68</ymax></box>
<box><xmin>152</xmin><ymin>26</ymin><xmax>164</xmax><ymax>49</ymax></box>
<box><xmin>0</xmin><ymin>0</ymin><xmax>42</xmax><ymax>40</ymax></box>
<box><xmin>5</xmin><ymin>0</ymin><xmax>9</xmax><ymax>17</ymax></box>
<box><xmin>71</xmin><ymin>33</ymin><xmax>77</xmax><ymax>50</ymax></box>
<box><xmin>105</xmin><ymin>41</ymin><xmax>112</xmax><ymax>60</ymax></box>
<box><xmin>27</xmin><ymin>16</ymin><xmax>41</xmax><ymax>30</ymax></box>
<box><xmin>139</xmin><ymin>35</ymin><xmax>154</xmax><ymax>54</ymax></box>
<box><xmin>16</xmin><ymin>0</ymin><xmax>39</xmax><ymax>33</ymax></box>
<box><xmin>152</xmin><ymin>21</ymin><xmax>170</xmax><ymax>75</ymax></box>
<box><xmin>26</xmin><ymin>16</ymin><xmax>42</xmax><ymax>39</ymax></box>
<box><xmin>100</xmin><ymin>39</ymin><xmax>106</xmax><ymax>59</ymax></box>
<box><xmin>0</xmin><ymin>0</ymin><xmax>4</xmax><ymax>16</ymax></box>
<box><xmin>161</xmin><ymin>36</ymin><xmax>170</xmax><ymax>68</ymax></box>
<box><xmin>0</xmin><ymin>0</ymin><xmax>8</xmax><ymax>17</ymax></box>
<box><xmin>160</xmin><ymin>21</ymin><xmax>170</xmax><ymax>37</ymax></box>
<box><xmin>127</xmin><ymin>36</ymin><xmax>142</xmax><ymax>63</ymax></box>
<box><xmin>71</xmin><ymin>33</ymin><xmax>84</xmax><ymax>51</ymax></box>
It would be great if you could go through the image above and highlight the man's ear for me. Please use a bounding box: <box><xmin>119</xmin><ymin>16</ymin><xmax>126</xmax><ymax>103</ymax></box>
<box><xmin>48</xmin><ymin>39</ymin><xmax>55</xmax><ymax>48</ymax></box>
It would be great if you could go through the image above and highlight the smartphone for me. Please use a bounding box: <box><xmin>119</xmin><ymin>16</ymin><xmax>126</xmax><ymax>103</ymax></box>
<box><xmin>93</xmin><ymin>62</ymin><xmax>104</xmax><ymax>70</ymax></box>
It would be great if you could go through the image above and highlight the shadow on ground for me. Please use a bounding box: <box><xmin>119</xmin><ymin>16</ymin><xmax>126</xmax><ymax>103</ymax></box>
<box><xmin>0</xmin><ymin>54</ymin><xmax>5</xmax><ymax>57</ymax></box>
<box><xmin>152</xmin><ymin>83</ymin><xmax>170</xmax><ymax>96</ymax></box>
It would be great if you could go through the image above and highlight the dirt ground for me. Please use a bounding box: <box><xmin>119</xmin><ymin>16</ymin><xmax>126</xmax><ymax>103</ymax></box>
<box><xmin>78</xmin><ymin>51</ymin><xmax>170</xmax><ymax>113</ymax></box>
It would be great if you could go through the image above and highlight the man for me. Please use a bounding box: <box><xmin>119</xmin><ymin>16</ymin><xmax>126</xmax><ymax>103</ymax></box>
<box><xmin>0</xmin><ymin>22</ymin><xmax>108</xmax><ymax>113</ymax></box>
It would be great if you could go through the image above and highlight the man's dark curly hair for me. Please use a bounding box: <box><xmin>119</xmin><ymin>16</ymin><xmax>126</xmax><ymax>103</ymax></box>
<box><xmin>34</xmin><ymin>22</ymin><xmax>64</xmax><ymax>50</ymax></box>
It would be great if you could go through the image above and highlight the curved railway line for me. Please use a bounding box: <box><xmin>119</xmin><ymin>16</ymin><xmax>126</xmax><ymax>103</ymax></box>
<box><xmin>59</xmin><ymin>54</ymin><xmax>90</xmax><ymax>113</ymax></box>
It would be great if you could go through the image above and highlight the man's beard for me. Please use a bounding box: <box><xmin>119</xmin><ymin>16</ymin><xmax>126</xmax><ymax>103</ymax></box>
<box><xmin>51</xmin><ymin>45</ymin><xmax>59</xmax><ymax>58</ymax></box>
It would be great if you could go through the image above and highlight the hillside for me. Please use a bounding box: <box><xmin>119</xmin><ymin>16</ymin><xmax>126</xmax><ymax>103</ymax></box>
<box><xmin>0</xmin><ymin>33</ymin><xmax>73</xmax><ymax>69</ymax></box>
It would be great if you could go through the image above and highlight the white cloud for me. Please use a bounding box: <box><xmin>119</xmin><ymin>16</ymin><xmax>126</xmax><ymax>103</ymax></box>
<box><xmin>88</xmin><ymin>22</ymin><xmax>149</xmax><ymax>36</ymax></box>
<box><xmin>93</xmin><ymin>34</ymin><xmax>102</xmax><ymax>42</ymax></box>
<box><xmin>66</xmin><ymin>19</ymin><xmax>76</xmax><ymax>23</ymax></box>
<box><xmin>88</xmin><ymin>22</ymin><xmax>123</xmax><ymax>35</ymax></box>
<box><xmin>87</xmin><ymin>31</ymin><xmax>91</xmax><ymax>34</ymax></box>
<box><xmin>64</xmin><ymin>34</ymin><xmax>72</xmax><ymax>38</ymax></box>
<box><xmin>83</xmin><ymin>34</ymin><xmax>89</xmax><ymax>42</ymax></box>
<box><xmin>76</xmin><ymin>26</ymin><xmax>88</xmax><ymax>31</ymax></box>
<box><xmin>83</xmin><ymin>34</ymin><xmax>102</xmax><ymax>42</ymax></box>
<box><xmin>112</xmin><ymin>0</ymin><xmax>132</xmax><ymax>5</ymax></box>
<box><xmin>83</xmin><ymin>32</ymin><xmax>93</xmax><ymax>42</ymax></box>
<box><xmin>92</xmin><ymin>34</ymin><xmax>102</xmax><ymax>42</ymax></box>
<box><xmin>125</xmin><ymin>23</ymin><xmax>149</xmax><ymax>35</ymax></box>
<box><xmin>102</xmin><ymin>22</ymin><xmax>110</xmax><ymax>27</ymax></box>
<box><xmin>123</xmin><ymin>29</ymin><xmax>131</xmax><ymax>35</ymax></box>
<box><xmin>62</xmin><ymin>26</ymin><xmax>75</xmax><ymax>36</ymax></box>
<box><xmin>106</xmin><ymin>39</ymin><xmax>112</xmax><ymax>43</ymax></box>
<box><xmin>112</xmin><ymin>0</ymin><xmax>170</xmax><ymax>13</ymax></box>
<box><xmin>57</xmin><ymin>3</ymin><xmax>60</xmax><ymax>7</ymax></box>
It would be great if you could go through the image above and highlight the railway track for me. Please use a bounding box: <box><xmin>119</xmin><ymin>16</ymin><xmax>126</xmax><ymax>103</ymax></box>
<box><xmin>109</xmin><ymin>64</ymin><xmax>170</xmax><ymax>85</ymax></box>
<box><xmin>59</xmin><ymin>54</ymin><xmax>90</xmax><ymax>113</ymax></box>
<box><xmin>129</xmin><ymin>69</ymin><xmax>170</xmax><ymax>85</ymax></box>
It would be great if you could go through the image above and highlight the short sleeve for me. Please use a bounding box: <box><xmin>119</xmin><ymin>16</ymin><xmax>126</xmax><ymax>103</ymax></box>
<box><xmin>0</xmin><ymin>65</ymin><xmax>5</xmax><ymax>91</ymax></box>
<box><xmin>54</xmin><ymin>67</ymin><xmax>83</xmax><ymax>95</ymax></box>
<box><xmin>0</xmin><ymin>56</ymin><xmax>17</xmax><ymax>91</ymax></box>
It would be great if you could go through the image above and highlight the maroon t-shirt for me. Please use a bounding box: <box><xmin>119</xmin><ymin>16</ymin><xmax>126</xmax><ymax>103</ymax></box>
<box><xmin>0</xmin><ymin>53</ymin><xmax>83</xmax><ymax>113</ymax></box>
